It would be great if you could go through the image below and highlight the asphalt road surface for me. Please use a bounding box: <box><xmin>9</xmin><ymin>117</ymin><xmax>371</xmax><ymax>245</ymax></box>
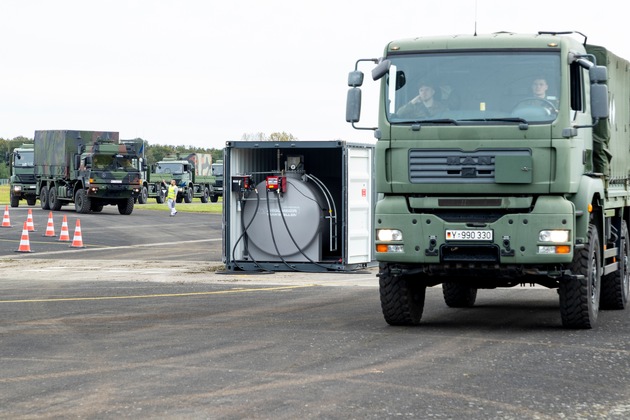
<box><xmin>1</xmin><ymin>206</ymin><xmax>630</xmax><ymax>419</ymax></box>
<box><xmin>0</xmin><ymin>205</ymin><xmax>222</xmax><ymax>262</ymax></box>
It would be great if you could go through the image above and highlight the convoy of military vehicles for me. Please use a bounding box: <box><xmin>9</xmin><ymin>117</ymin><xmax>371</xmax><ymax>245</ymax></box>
<box><xmin>5</xmin><ymin>134</ymin><xmax>222</xmax><ymax>212</ymax></box>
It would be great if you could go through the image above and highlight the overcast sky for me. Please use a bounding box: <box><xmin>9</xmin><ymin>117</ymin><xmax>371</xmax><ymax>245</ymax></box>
<box><xmin>1</xmin><ymin>0</ymin><xmax>626</xmax><ymax>149</ymax></box>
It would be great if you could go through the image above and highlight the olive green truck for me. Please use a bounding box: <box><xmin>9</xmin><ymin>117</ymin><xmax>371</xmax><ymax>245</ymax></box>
<box><xmin>346</xmin><ymin>31</ymin><xmax>629</xmax><ymax>328</ymax></box>
<box><xmin>35</xmin><ymin>130</ymin><xmax>142</xmax><ymax>215</ymax></box>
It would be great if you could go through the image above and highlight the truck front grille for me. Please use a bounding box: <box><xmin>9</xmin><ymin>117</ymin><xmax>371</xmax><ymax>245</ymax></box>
<box><xmin>409</xmin><ymin>149</ymin><xmax>531</xmax><ymax>184</ymax></box>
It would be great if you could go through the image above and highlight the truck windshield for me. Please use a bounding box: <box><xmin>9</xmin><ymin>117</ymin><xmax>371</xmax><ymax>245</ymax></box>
<box><xmin>14</xmin><ymin>151</ymin><xmax>34</xmax><ymax>167</ymax></box>
<box><xmin>156</xmin><ymin>162</ymin><xmax>184</xmax><ymax>174</ymax></box>
<box><xmin>212</xmin><ymin>164</ymin><xmax>223</xmax><ymax>176</ymax></box>
<box><xmin>386</xmin><ymin>51</ymin><xmax>561</xmax><ymax>124</ymax></box>
<box><xmin>92</xmin><ymin>154</ymin><xmax>136</xmax><ymax>171</ymax></box>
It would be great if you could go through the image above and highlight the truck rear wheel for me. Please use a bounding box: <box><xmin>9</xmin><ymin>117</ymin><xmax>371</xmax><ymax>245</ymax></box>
<box><xmin>49</xmin><ymin>188</ymin><xmax>63</xmax><ymax>211</ymax></box>
<box><xmin>601</xmin><ymin>220</ymin><xmax>630</xmax><ymax>310</ymax></box>
<box><xmin>379</xmin><ymin>263</ymin><xmax>425</xmax><ymax>325</ymax></box>
<box><xmin>118</xmin><ymin>198</ymin><xmax>134</xmax><ymax>215</ymax></box>
<box><xmin>40</xmin><ymin>186</ymin><xmax>50</xmax><ymax>210</ymax></box>
<box><xmin>201</xmin><ymin>187</ymin><xmax>209</xmax><ymax>203</ymax></box>
<box><xmin>74</xmin><ymin>190</ymin><xmax>91</xmax><ymax>214</ymax></box>
<box><xmin>559</xmin><ymin>224</ymin><xmax>601</xmax><ymax>329</ymax></box>
<box><xmin>442</xmin><ymin>282</ymin><xmax>477</xmax><ymax>307</ymax></box>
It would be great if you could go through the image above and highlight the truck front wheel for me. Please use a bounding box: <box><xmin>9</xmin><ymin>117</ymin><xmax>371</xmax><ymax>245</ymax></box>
<box><xmin>75</xmin><ymin>190</ymin><xmax>91</xmax><ymax>214</ymax></box>
<box><xmin>40</xmin><ymin>186</ymin><xmax>50</xmax><ymax>210</ymax></box>
<box><xmin>442</xmin><ymin>282</ymin><xmax>478</xmax><ymax>307</ymax></box>
<box><xmin>10</xmin><ymin>190</ymin><xmax>19</xmax><ymax>208</ymax></box>
<box><xmin>118</xmin><ymin>198</ymin><xmax>134</xmax><ymax>215</ymax></box>
<box><xmin>184</xmin><ymin>187</ymin><xmax>193</xmax><ymax>203</ymax></box>
<box><xmin>559</xmin><ymin>224</ymin><xmax>601</xmax><ymax>329</ymax></box>
<box><xmin>601</xmin><ymin>220</ymin><xmax>630</xmax><ymax>310</ymax></box>
<box><xmin>379</xmin><ymin>262</ymin><xmax>426</xmax><ymax>325</ymax></box>
<box><xmin>138</xmin><ymin>186</ymin><xmax>148</xmax><ymax>204</ymax></box>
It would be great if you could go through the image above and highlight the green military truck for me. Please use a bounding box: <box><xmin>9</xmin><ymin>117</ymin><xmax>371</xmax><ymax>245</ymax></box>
<box><xmin>120</xmin><ymin>139</ymin><xmax>149</xmax><ymax>204</ymax></box>
<box><xmin>6</xmin><ymin>144</ymin><xmax>37</xmax><ymax>207</ymax></box>
<box><xmin>146</xmin><ymin>153</ymin><xmax>216</xmax><ymax>203</ymax></box>
<box><xmin>346</xmin><ymin>31</ymin><xmax>629</xmax><ymax>328</ymax></box>
<box><xmin>35</xmin><ymin>130</ymin><xmax>142</xmax><ymax>215</ymax></box>
<box><xmin>209</xmin><ymin>159</ymin><xmax>223</xmax><ymax>203</ymax></box>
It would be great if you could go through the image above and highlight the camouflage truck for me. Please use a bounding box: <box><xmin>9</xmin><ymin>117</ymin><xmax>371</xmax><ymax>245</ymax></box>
<box><xmin>346</xmin><ymin>31</ymin><xmax>629</xmax><ymax>328</ymax></box>
<box><xmin>146</xmin><ymin>153</ymin><xmax>216</xmax><ymax>203</ymax></box>
<box><xmin>120</xmin><ymin>139</ymin><xmax>149</xmax><ymax>204</ymax></box>
<box><xmin>209</xmin><ymin>159</ymin><xmax>223</xmax><ymax>203</ymax></box>
<box><xmin>6</xmin><ymin>144</ymin><xmax>37</xmax><ymax>207</ymax></box>
<box><xmin>35</xmin><ymin>130</ymin><xmax>142</xmax><ymax>214</ymax></box>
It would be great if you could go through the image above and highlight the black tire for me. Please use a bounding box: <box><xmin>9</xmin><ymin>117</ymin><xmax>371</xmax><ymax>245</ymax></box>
<box><xmin>49</xmin><ymin>187</ymin><xmax>63</xmax><ymax>211</ymax></box>
<box><xmin>26</xmin><ymin>198</ymin><xmax>36</xmax><ymax>206</ymax></box>
<box><xmin>118</xmin><ymin>198</ymin><xmax>134</xmax><ymax>215</ymax></box>
<box><xmin>201</xmin><ymin>187</ymin><xmax>209</xmax><ymax>203</ymax></box>
<box><xmin>40</xmin><ymin>186</ymin><xmax>50</xmax><ymax>210</ymax></box>
<box><xmin>138</xmin><ymin>186</ymin><xmax>148</xmax><ymax>204</ymax></box>
<box><xmin>559</xmin><ymin>224</ymin><xmax>601</xmax><ymax>329</ymax></box>
<box><xmin>10</xmin><ymin>190</ymin><xmax>19</xmax><ymax>208</ymax></box>
<box><xmin>379</xmin><ymin>262</ymin><xmax>426</xmax><ymax>325</ymax></box>
<box><xmin>442</xmin><ymin>282</ymin><xmax>478</xmax><ymax>308</ymax></box>
<box><xmin>156</xmin><ymin>187</ymin><xmax>166</xmax><ymax>204</ymax></box>
<box><xmin>184</xmin><ymin>187</ymin><xmax>193</xmax><ymax>203</ymax></box>
<box><xmin>210</xmin><ymin>194</ymin><xmax>219</xmax><ymax>203</ymax></box>
<box><xmin>601</xmin><ymin>220</ymin><xmax>630</xmax><ymax>310</ymax></box>
<box><xmin>74</xmin><ymin>189</ymin><xmax>91</xmax><ymax>214</ymax></box>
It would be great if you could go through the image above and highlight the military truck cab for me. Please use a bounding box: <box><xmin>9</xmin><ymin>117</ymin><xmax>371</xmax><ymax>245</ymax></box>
<box><xmin>346</xmin><ymin>31</ymin><xmax>628</xmax><ymax>328</ymax></box>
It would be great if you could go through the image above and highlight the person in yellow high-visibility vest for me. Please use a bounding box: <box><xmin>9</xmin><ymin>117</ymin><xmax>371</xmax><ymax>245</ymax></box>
<box><xmin>165</xmin><ymin>179</ymin><xmax>179</xmax><ymax>216</ymax></box>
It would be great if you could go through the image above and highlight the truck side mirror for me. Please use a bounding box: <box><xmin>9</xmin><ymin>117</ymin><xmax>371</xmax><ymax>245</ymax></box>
<box><xmin>591</xmin><ymin>83</ymin><xmax>609</xmax><ymax>120</ymax></box>
<box><xmin>346</xmin><ymin>88</ymin><xmax>362</xmax><ymax>123</ymax></box>
<box><xmin>590</xmin><ymin>65</ymin><xmax>607</xmax><ymax>83</ymax></box>
<box><xmin>347</xmin><ymin>70</ymin><xmax>364</xmax><ymax>87</ymax></box>
<box><xmin>371</xmin><ymin>59</ymin><xmax>391</xmax><ymax>81</ymax></box>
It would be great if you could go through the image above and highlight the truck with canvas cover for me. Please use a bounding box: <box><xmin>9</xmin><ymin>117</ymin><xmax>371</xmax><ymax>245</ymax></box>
<box><xmin>34</xmin><ymin>130</ymin><xmax>142</xmax><ymax>215</ymax></box>
<box><xmin>346</xmin><ymin>31</ymin><xmax>629</xmax><ymax>328</ymax></box>
<box><xmin>6</xmin><ymin>144</ymin><xmax>37</xmax><ymax>207</ymax></box>
<box><xmin>146</xmin><ymin>153</ymin><xmax>216</xmax><ymax>203</ymax></box>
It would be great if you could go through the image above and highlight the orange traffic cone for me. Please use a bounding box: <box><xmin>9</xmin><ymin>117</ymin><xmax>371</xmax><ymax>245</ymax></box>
<box><xmin>70</xmin><ymin>219</ymin><xmax>85</xmax><ymax>248</ymax></box>
<box><xmin>43</xmin><ymin>212</ymin><xmax>56</xmax><ymax>237</ymax></box>
<box><xmin>1</xmin><ymin>205</ymin><xmax>11</xmax><ymax>228</ymax></box>
<box><xmin>58</xmin><ymin>215</ymin><xmax>71</xmax><ymax>242</ymax></box>
<box><xmin>26</xmin><ymin>208</ymin><xmax>35</xmax><ymax>232</ymax></box>
<box><xmin>15</xmin><ymin>221</ymin><xmax>33</xmax><ymax>253</ymax></box>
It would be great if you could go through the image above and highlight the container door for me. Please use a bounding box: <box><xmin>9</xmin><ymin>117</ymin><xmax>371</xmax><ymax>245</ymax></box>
<box><xmin>346</xmin><ymin>146</ymin><xmax>374</xmax><ymax>264</ymax></box>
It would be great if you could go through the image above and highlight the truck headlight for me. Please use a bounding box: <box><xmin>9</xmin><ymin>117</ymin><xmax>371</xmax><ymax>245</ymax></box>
<box><xmin>539</xmin><ymin>230</ymin><xmax>569</xmax><ymax>242</ymax></box>
<box><xmin>377</xmin><ymin>229</ymin><xmax>403</xmax><ymax>241</ymax></box>
<box><xmin>13</xmin><ymin>185</ymin><xmax>22</xmax><ymax>192</ymax></box>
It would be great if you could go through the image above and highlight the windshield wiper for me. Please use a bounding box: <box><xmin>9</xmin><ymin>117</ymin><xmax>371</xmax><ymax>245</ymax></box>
<box><xmin>411</xmin><ymin>118</ymin><xmax>459</xmax><ymax>125</ymax></box>
<box><xmin>459</xmin><ymin>117</ymin><xmax>529</xmax><ymax>129</ymax></box>
<box><xmin>460</xmin><ymin>117</ymin><xmax>529</xmax><ymax>124</ymax></box>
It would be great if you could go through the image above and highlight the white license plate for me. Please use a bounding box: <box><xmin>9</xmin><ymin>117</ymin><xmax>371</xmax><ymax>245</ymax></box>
<box><xmin>445</xmin><ymin>229</ymin><xmax>493</xmax><ymax>241</ymax></box>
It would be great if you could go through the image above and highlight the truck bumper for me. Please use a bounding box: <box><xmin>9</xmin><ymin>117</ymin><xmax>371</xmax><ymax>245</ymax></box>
<box><xmin>374</xmin><ymin>195</ymin><xmax>575</xmax><ymax>266</ymax></box>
